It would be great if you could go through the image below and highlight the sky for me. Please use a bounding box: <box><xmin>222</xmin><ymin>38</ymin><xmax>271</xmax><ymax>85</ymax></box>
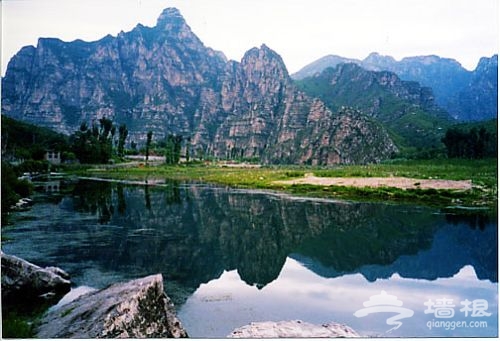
<box><xmin>1</xmin><ymin>0</ymin><xmax>499</xmax><ymax>77</ymax></box>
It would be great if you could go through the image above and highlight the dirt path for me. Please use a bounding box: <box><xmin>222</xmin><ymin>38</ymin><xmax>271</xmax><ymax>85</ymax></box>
<box><xmin>274</xmin><ymin>175</ymin><xmax>473</xmax><ymax>190</ymax></box>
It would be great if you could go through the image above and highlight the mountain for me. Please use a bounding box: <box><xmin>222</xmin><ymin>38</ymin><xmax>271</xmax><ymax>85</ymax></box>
<box><xmin>212</xmin><ymin>46</ymin><xmax>398</xmax><ymax>164</ymax></box>
<box><xmin>446</xmin><ymin>55</ymin><xmax>498</xmax><ymax>121</ymax></box>
<box><xmin>1</xmin><ymin>8</ymin><xmax>398</xmax><ymax>165</ymax></box>
<box><xmin>296</xmin><ymin>63</ymin><xmax>453</xmax><ymax>151</ymax></box>
<box><xmin>364</xmin><ymin>53</ymin><xmax>471</xmax><ymax>109</ymax></box>
<box><xmin>2</xmin><ymin>8</ymin><xmax>228</xmax><ymax>144</ymax></box>
<box><xmin>292</xmin><ymin>52</ymin><xmax>498</xmax><ymax>122</ymax></box>
<box><xmin>290</xmin><ymin>54</ymin><xmax>359</xmax><ymax>79</ymax></box>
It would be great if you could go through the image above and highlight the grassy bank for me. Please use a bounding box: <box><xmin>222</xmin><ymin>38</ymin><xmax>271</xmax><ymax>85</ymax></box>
<box><xmin>72</xmin><ymin>158</ymin><xmax>497</xmax><ymax>208</ymax></box>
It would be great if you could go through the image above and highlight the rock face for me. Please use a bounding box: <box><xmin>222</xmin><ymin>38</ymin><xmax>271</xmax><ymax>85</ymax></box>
<box><xmin>447</xmin><ymin>55</ymin><xmax>498</xmax><ymax>121</ymax></box>
<box><xmin>293</xmin><ymin>52</ymin><xmax>498</xmax><ymax>122</ymax></box>
<box><xmin>1</xmin><ymin>251</ymin><xmax>71</xmax><ymax>304</ymax></box>
<box><xmin>296</xmin><ymin>63</ymin><xmax>452</xmax><ymax>149</ymax></box>
<box><xmin>228</xmin><ymin>320</ymin><xmax>359</xmax><ymax>338</ymax></box>
<box><xmin>35</xmin><ymin>274</ymin><xmax>187</xmax><ymax>338</ymax></box>
<box><xmin>212</xmin><ymin>46</ymin><xmax>398</xmax><ymax>164</ymax></box>
<box><xmin>1</xmin><ymin>8</ymin><xmax>227</xmax><ymax>144</ymax></box>
<box><xmin>2</xmin><ymin>7</ymin><xmax>397</xmax><ymax>165</ymax></box>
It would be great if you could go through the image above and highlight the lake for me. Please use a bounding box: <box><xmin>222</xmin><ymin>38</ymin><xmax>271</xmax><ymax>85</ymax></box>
<box><xmin>2</xmin><ymin>178</ymin><xmax>497</xmax><ymax>337</ymax></box>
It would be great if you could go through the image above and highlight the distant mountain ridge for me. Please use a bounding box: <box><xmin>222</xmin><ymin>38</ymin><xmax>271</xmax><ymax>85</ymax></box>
<box><xmin>1</xmin><ymin>8</ymin><xmax>398</xmax><ymax>165</ymax></box>
<box><xmin>292</xmin><ymin>52</ymin><xmax>498</xmax><ymax>121</ymax></box>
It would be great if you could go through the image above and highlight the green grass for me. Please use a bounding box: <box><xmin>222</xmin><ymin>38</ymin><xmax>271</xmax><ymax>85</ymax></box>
<box><xmin>312</xmin><ymin>158</ymin><xmax>497</xmax><ymax>187</ymax></box>
<box><xmin>2</xmin><ymin>313</ymin><xmax>34</xmax><ymax>338</ymax></box>
<box><xmin>71</xmin><ymin>158</ymin><xmax>497</xmax><ymax>208</ymax></box>
<box><xmin>1</xmin><ymin>303</ymin><xmax>51</xmax><ymax>339</ymax></box>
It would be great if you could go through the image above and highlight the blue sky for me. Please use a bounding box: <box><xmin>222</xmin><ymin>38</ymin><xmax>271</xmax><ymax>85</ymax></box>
<box><xmin>1</xmin><ymin>0</ymin><xmax>498</xmax><ymax>76</ymax></box>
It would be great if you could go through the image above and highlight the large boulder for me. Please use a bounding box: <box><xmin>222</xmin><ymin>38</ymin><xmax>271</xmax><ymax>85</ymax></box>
<box><xmin>1</xmin><ymin>252</ymin><xmax>71</xmax><ymax>305</ymax></box>
<box><xmin>228</xmin><ymin>320</ymin><xmax>359</xmax><ymax>338</ymax></box>
<box><xmin>35</xmin><ymin>274</ymin><xmax>188</xmax><ymax>338</ymax></box>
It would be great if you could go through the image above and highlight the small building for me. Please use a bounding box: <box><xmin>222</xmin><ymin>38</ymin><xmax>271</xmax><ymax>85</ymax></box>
<box><xmin>44</xmin><ymin>150</ymin><xmax>61</xmax><ymax>165</ymax></box>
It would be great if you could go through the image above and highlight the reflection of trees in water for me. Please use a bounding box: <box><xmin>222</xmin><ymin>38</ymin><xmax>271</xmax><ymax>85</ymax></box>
<box><xmin>445</xmin><ymin>211</ymin><xmax>496</xmax><ymax>230</ymax></box>
<box><xmin>117</xmin><ymin>184</ymin><xmax>126</xmax><ymax>214</ymax></box>
<box><xmin>72</xmin><ymin>179</ymin><xmax>182</xmax><ymax>220</ymax></box>
<box><xmin>59</xmin><ymin>181</ymin><xmax>497</xmax><ymax>304</ymax></box>
<box><xmin>72</xmin><ymin>180</ymin><xmax>114</xmax><ymax>223</ymax></box>
<box><xmin>160</xmin><ymin>180</ymin><xmax>181</xmax><ymax>205</ymax></box>
<box><xmin>144</xmin><ymin>184</ymin><xmax>150</xmax><ymax>210</ymax></box>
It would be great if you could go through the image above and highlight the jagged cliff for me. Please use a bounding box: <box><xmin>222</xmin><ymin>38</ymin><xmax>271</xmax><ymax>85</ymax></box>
<box><xmin>447</xmin><ymin>55</ymin><xmax>498</xmax><ymax>121</ymax></box>
<box><xmin>1</xmin><ymin>8</ymin><xmax>227</xmax><ymax>146</ymax></box>
<box><xmin>1</xmin><ymin>8</ymin><xmax>397</xmax><ymax>165</ymax></box>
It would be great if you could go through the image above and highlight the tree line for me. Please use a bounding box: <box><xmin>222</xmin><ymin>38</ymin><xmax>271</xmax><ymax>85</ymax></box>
<box><xmin>442</xmin><ymin>126</ymin><xmax>497</xmax><ymax>159</ymax></box>
<box><xmin>70</xmin><ymin>118</ymin><xmax>189</xmax><ymax>165</ymax></box>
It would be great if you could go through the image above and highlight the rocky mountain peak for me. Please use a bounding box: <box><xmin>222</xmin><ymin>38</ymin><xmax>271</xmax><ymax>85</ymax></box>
<box><xmin>149</xmin><ymin>7</ymin><xmax>207</xmax><ymax>54</ymax></box>
<box><xmin>2</xmin><ymin>7</ymin><xmax>400</xmax><ymax>165</ymax></box>
<box><xmin>446</xmin><ymin>54</ymin><xmax>498</xmax><ymax>121</ymax></box>
<box><xmin>363</xmin><ymin>52</ymin><xmax>396</xmax><ymax>70</ymax></box>
<box><xmin>156</xmin><ymin>7</ymin><xmax>186</xmax><ymax>30</ymax></box>
<box><xmin>400</xmin><ymin>55</ymin><xmax>465</xmax><ymax>70</ymax></box>
<box><xmin>242</xmin><ymin>45</ymin><xmax>286</xmax><ymax>66</ymax></box>
<box><xmin>241</xmin><ymin>44</ymin><xmax>289</xmax><ymax>80</ymax></box>
<box><xmin>475</xmin><ymin>54</ymin><xmax>498</xmax><ymax>74</ymax></box>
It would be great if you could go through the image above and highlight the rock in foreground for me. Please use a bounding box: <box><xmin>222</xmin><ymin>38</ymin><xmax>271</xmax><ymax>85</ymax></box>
<box><xmin>36</xmin><ymin>274</ymin><xmax>187</xmax><ymax>338</ymax></box>
<box><xmin>229</xmin><ymin>320</ymin><xmax>359</xmax><ymax>338</ymax></box>
<box><xmin>1</xmin><ymin>251</ymin><xmax>71</xmax><ymax>305</ymax></box>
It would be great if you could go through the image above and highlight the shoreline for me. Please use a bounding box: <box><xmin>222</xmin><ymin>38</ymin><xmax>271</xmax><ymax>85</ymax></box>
<box><xmin>68</xmin><ymin>158</ymin><xmax>497</xmax><ymax>209</ymax></box>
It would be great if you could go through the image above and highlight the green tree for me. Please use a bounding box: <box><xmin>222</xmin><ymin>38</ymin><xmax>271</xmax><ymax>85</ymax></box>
<box><xmin>71</xmin><ymin>118</ymin><xmax>116</xmax><ymax>163</ymax></box>
<box><xmin>173</xmin><ymin>134</ymin><xmax>183</xmax><ymax>163</ymax></box>
<box><xmin>71</xmin><ymin>122</ymin><xmax>94</xmax><ymax>163</ymax></box>
<box><xmin>145</xmin><ymin>131</ymin><xmax>153</xmax><ymax>165</ymax></box>
<box><xmin>442</xmin><ymin>126</ymin><xmax>496</xmax><ymax>159</ymax></box>
<box><xmin>164</xmin><ymin>134</ymin><xmax>183</xmax><ymax>165</ymax></box>
<box><xmin>164</xmin><ymin>135</ymin><xmax>175</xmax><ymax>165</ymax></box>
<box><xmin>196</xmin><ymin>147</ymin><xmax>205</xmax><ymax>161</ymax></box>
<box><xmin>98</xmin><ymin>118</ymin><xmax>114</xmax><ymax>163</ymax></box>
<box><xmin>117</xmin><ymin>124</ymin><xmax>128</xmax><ymax>157</ymax></box>
<box><xmin>130</xmin><ymin>141</ymin><xmax>137</xmax><ymax>154</ymax></box>
<box><xmin>185</xmin><ymin>137</ymin><xmax>191</xmax><ymax>163</ymax></box>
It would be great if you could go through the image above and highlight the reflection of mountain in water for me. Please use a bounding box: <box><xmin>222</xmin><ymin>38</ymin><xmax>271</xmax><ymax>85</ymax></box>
<box><xmin>9</xmin><ymin>180</ymin><xmax>497</xmax><ymax>304</ymax></box>
<box><xmin>293</xmin><ymin>216</ymin><xmax>497</xmax><ymax>282</ymax></box>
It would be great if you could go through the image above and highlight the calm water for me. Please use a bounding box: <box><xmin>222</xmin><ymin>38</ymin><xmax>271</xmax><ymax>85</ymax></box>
<box><xmin>2</xmin><ymin>178</ymin><xmax>498</xmax><ymax>337</ymax></box>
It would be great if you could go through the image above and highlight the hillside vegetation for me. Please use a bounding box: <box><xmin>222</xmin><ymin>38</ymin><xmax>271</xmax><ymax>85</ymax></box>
<box><xmin>295</xmin><ymin>64</ymin><xmax>453</xmax><ymax>156</ymax></box>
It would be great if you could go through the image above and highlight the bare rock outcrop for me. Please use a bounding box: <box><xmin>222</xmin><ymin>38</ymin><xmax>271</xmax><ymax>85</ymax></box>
<box><xmin>1</xmin><ymin>251</ymin><xmax>71</xmax><ymax>304</ymax></box>
<box><xmin>35</xmin><ymin>274</ymin><xmax>187</xmax><ymax>338</ymax></box>
<box><xmin>228</xmin><ymin>320</ymin><xmax>359</xmax><ymax>338</ymax></box>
